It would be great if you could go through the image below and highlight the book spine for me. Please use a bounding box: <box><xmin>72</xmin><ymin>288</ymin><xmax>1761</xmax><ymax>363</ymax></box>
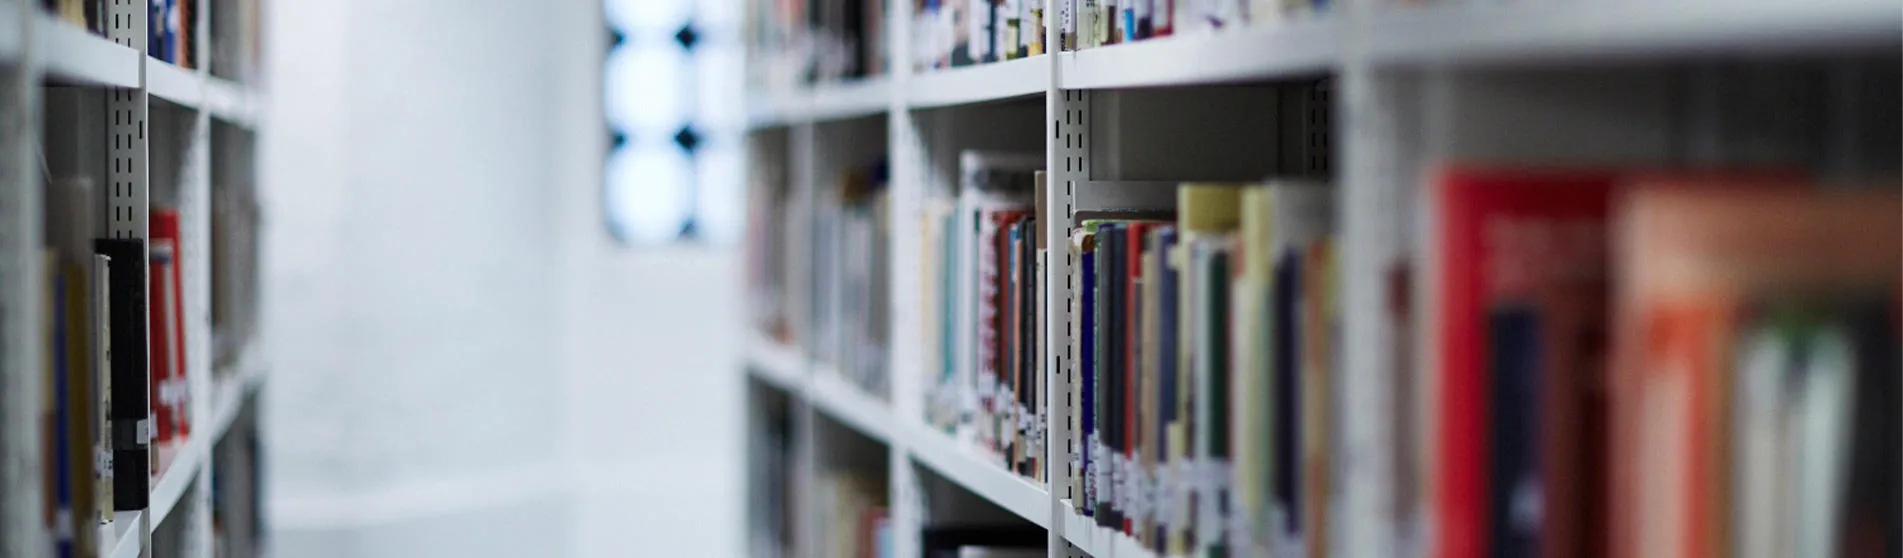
<box><xmin>95</xmin><ymin>239</ymin><xmax>149</xmax><ymax>511</ymax></box>
<box><xmin>1080</xmin><ymin>240</ymin><xmax>1097</xmax><ymax>515</ymax></box>
<box><xmin>145</xmin><ymin>240</ymin><xmax>173</xmax><ymax>473</ymax></box>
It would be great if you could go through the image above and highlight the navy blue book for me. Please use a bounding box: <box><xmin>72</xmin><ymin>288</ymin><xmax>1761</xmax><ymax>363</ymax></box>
<box><xmin>1272</xmin><ymin>251</ymin><xmax>1300</xmax><ymax>539</ymax></box>
<box><xmin>1097</xmin><ymin>223</ymin><xmax>1124</xmax><ymax>526</ymax></box>
<box><xmin>1081</xmin><ymin>242</ymin><xmax>1097</xmax><ymax>516</ymax></box>
<box><xmin>1488</xmin><ymin>307</ymin><xmax>1543</xmax><ymax>558</ymax></box>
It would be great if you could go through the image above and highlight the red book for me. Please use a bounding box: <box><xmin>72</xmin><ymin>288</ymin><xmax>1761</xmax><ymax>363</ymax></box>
<box><xmin>147</xmin><ymin>237</ymin><xmax>176</xmax><ymax>473</ymax></box>
<box><xmin>1432</xmin><ymin>166</ymin><xmax>1619</xmax><ymax>558</ymax></box>
<box><xmin>1124</xmin><ymin>222</ymin><xmax>1153</xmax><ymax>537</ymax></box>
<box><xmin>153</xmin><ymin>210</ymin><xmax>189</xmax><ymax>441</ymax></box>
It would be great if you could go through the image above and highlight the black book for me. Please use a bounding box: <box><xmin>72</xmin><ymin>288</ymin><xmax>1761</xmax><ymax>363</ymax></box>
<box><xmin>95</xmin><ymin>238</ymin><xmax>149</xmax><ymax>511</ymax></box>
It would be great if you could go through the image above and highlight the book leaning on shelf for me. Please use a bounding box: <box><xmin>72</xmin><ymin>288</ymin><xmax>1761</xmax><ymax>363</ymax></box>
<box><xmin>40</xmin><ymin>178</ymin><xmax>117</xmax><ymax>557</ymax></box>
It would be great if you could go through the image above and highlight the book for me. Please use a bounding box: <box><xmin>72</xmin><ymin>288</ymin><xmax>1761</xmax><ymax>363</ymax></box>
<box><xmin>95</xmin><ymin>238</ymin><xmax>149</xmax><ymax>511</ymax></box>
<box><xmin>45</xmin><ymin>177</ymin><xmax>111</xmax><ymax>556</ymax></box>
<box><xmin>1175</xmin><ymin>183</ymin><xmax>1244</xmax><ymax>554</ymax></box>
<box><xmin>1610</xmin><ymin>184</ymin><xmax>1900</xmax><ymax>558</ymax></box>
<box><xmin>1431</xmin><ymin>167</ymin><xmax>1619</xmax><ymax>558</ymax></box>
<box><xmin>925</xmin><ymin>151</ymin><xmax>1041</xmax><ymax>481</ymax></box>
<box><xmin>146</xmin><ymin>230</ymin><xmax>175</xmax><ymax>475</ymax></box>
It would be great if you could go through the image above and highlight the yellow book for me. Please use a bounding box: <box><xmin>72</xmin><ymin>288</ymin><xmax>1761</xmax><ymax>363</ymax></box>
<box><xmin>1231</xmin><ymin>187</ymin><xmax>1275</xmax><ymax>554</ymax></box>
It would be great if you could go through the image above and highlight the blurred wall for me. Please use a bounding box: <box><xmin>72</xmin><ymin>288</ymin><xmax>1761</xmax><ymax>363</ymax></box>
<box><xmin>259</xmin><ymin>1</ymin><xmax>743</xmax><ymax>556</ymax></box>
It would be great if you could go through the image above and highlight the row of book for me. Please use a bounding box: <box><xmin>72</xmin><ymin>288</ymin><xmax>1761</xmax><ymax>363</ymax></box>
<box><xmin>748</xmin><ymin>0</ymin><xmax>889</xmax><ymax>92</ymax></box>
<box><xmin>37</xmin><ymin>177</ymin><xmax>182</xmax><ymax>556</ymax></box>
<box><xmin>38</xmin><ymin>0</ymin><xmax>264</xmax><ymax>84</ymax></box>
<box><xmin>148</xmin><ymin>0</ymin><xmax>198</xmax><ymax>67</ymax></box>
<box><xmin>34</xmin><ymin>168</ymin><xmax>264</xmax><ymax>556</ymax></box>
<box><xmin>816</xmin><ymin>161</ymin><xmax>894</xmax><ymax>397</ymax></box>
<box><xmin>1052</xmin><ymin>170</ymin><xmax>1899</xmax><ymax>558</ymax></box>
<box><xmin>1064</xmin><ymin>181</ymin><xmax>1335</xmax><ymax>556</ymax></box>
<box><xmin>920</xmin><ymin>152</ymin><xmax>1049</xmax><ymax>484</ymax></box>
<box><xmin>913</xmin><ymin>0</ymin><xmax>1047</xmax><ymax>71</ymax></box>
<box><xmin>1429</xmin><ymin>169</ymin><xmax>1898</xmax><ymax>558</ymax></box>
<box><xmin>1063</xmin><ymin>0</ymin><xmax>1325</xmax><ymax>51</ymax></box>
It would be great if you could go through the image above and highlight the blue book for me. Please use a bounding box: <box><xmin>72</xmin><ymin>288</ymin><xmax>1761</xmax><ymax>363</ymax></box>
<box><xmin>1088</xmin><ymin>239</ymin><xmax>1103</xmax><ymax>514</ymax></box>
<box><xmin>1487</xmin><ymin>307</ymin><xmax>1542</xmax><ymax>558</ymax></box>
<box><xmin>1272</xmin><ymin>251</ymin><xmax>1300</xmax><ymax>539</ymax></box>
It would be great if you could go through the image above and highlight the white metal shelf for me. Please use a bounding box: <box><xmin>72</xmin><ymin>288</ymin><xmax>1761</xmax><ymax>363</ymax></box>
<box><xmin>203</xmin><ymin>77</ymin><xmax>259</xmax><ymax>127</ymax></box>
<box><xmin>147</xmin><ymin>363</ymin><xmax>267</xmax><ymax>532</ymax></box>
<box><xmin>746</xmin><ymin>334</ymin><xmax>806</xmax><ymax>393</ymax></box>
<box><xmin>1366</xmin><ymin>0</ymin><xmax>1903</xmax><ymax>65</ymax></box>
<box><xmin>907</xmin><ymin>56</ymin><xmax>1051</xmax><ymax>109</ymax></box>
<box><xmin>1061</xmin><ymin>503</ymin><xmax>1155</xmax><ymax>558</ymax></box>
<box><xmin>1058</xmin><ymin>22</ymin><xmax>1340</xmax><ymax>90</ymax></box>
<box><xmin>147</xmin><ymin>58</ymin><xmax>202</xmax><ymax>106</ymax></box>
<box><xmin>0</xmin><ymin>2</ymin><xmax>23</xmax><ymax>62</ymax></box>
<box><xmin>809</xmin><ymin>365</ymin><xmax>896</xmax><ymax>443</ymax></box>
<box><xmin>741</xmin><ymin>1</ymin><xmax>1902</xmax><ymax>555</ymax></box>
<box><xmin>807</xmin><ymin>79</ymin><xmax>893</xmax><ymax>123</ymax></box>
<box><xmin>908</xmin><ymin>424</ymin><xmax>1052</xmax><ymax>529</ymax></box>
<box><xmin>104</xmin><ymin>509</ymin><xmax>143</xmax><ymax>558</ymax></box>
<box><xmin>37</xmin><ymin>14</ymin><xmax>139</xmax><ymax>88</ymax></box>
<box><xmin>748</xmin><ymin>77</ymin><xmax>894</xmax><ymax>129</ymax></box>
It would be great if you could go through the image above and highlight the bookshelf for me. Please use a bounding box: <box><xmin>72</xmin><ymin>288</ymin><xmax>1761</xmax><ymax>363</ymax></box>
<box><xmin>1</xmin><ymin>1</ymin><xmax>269</xmax><ymax>557</ymax></box>
<box><xmin>744</xmin><ymin>0</ymin><xmax>1900</xmax><ymax>556</ymax></box>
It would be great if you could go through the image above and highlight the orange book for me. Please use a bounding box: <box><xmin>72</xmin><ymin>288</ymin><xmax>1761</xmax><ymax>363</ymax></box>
<box><xmin>1609</xmin><ymin>184</ymin><xmax>1901</xmax><ymax>558</ymax></box>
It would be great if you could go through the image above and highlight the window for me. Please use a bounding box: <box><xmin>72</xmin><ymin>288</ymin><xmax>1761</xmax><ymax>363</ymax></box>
<box><xmin>605</xmin><ymin>0</ymin><xmax>744</xmax><ymax>244</ymax></box>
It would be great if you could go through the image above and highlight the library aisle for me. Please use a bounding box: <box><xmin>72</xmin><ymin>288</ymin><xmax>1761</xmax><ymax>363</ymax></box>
<box><xmin>2</xmin><ymin>0</ymin><xmax>1898</xmax><ymax>557</ymax></box>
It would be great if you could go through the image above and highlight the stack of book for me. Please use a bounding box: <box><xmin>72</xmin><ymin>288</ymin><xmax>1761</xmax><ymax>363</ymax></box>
<box><xmin>920</xmin><ymin>151</ymin><xmax>1048</xmax><ymax>484</ymax></box>
<box><xmin>913</xmin><ymin>0</ymin><xmax>1047</xmax><ymax>72</ymax></box>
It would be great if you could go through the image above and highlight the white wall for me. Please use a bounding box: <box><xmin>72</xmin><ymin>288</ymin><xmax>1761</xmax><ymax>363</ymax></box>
<box><xmin>259</xmin><ymin>1</ymin><xmax>743</xmax><ymax>556</ymax></box>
